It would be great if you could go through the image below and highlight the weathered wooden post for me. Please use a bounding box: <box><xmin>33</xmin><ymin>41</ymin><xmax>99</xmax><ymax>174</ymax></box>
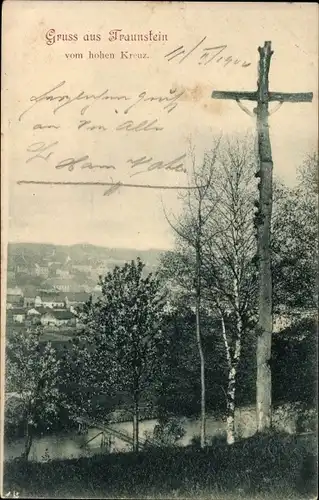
<box><xmin>211</xmin><ymin>41</ymin><xmax>313</xmax><ymax>431</ymax></box>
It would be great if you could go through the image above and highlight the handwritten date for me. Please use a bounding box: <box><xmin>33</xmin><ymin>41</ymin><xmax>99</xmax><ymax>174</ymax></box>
<box><xmin>165</xmin><ymin>37</ymin><xmax>251</xmax><ymax>68</ymax></box>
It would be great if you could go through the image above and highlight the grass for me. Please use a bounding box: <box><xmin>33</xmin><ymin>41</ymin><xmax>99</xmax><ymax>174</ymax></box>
<box><xmin>3</xmin><ymin>432</ymin><xmax>317</xmax><ymax>499</ymax></box>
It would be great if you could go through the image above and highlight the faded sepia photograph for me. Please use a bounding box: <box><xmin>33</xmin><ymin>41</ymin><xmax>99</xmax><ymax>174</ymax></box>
<box><xmin>1</xmin><ymin>1</ymin><xmax>318</xmax><ymax>498</ymax></box>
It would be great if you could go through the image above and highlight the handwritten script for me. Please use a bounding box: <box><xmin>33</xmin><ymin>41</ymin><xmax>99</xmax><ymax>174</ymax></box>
<box><xmin>17</xmin><ymin>78</ymin><xmax>196</xmax><ymax>195</ymax></box>
<box><xmin>16</xmin><ymin>34</ymin><xmax>249</xmax><ymax>196</ymax></box>
<box><xmin>19</xmin><ymin>81</ymin><xmax>185</xmax><ymax>122</ymax></box>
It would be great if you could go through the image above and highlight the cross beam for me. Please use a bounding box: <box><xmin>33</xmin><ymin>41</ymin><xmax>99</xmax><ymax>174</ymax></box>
<box><xmin>211</xmin><ymin>90</ymin><xmax>313</xmax><ymax>103</ymax></box>
<box><xmin>211</xmin><ymin>41</ymin><xmax>313</xmax><ymax>432</ymax></box>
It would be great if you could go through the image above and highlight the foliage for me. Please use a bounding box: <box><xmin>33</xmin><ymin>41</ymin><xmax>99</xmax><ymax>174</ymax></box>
<box><xmin>65</xmin><ymin>258</ymin><xmax>169</xmax><ymax>449</ymax></box>
<box><xmin>143</xmin><ymin>417</ymin><xmax>186</xmax><ymax>448</ymax></box>
<box><xmin>298</xmin><ymin>151</ymin><xmax>319</xmax><ymax>195</ymax></box>
<box><xmin>190</xmin><ymin>433</ymin><xmax>226</xmax><ymax>448</ymax></box>
<box><xmin>5</xmin><ymin>328</ymin><xmax>63</xmax><ymax>458</ymax></box>
<box><xmin>79</xmin><ymin>258</ymin><xmax>168</xmax><ymax>399</ymax></box>
<box><xmin>160</xmin><ymin>145</ymin><xmax>317</xmax><ymax>440</ymax></box>
<box><xmin>272</xmin><ymin>152</ymin><xmax>318</xmax><ymax>310</ymax></box>
<box><xmin>4</xmin><ymin>433</ymin><xmax>317</xmax><ymax>498</ymax></box>
<box><xmin>153</xmin><ymin>417</ymin><xmax>186</xmax><ymax>446</ymax></box>
<box><xmin>156</xmin><ymin>306</ymin><xmax>251</xmax><ymax>418</ymax></box>
<box><xmin>155</xmin><ymin>307</ymin><xmax>201</xmax><ymax>417</ymax></box>
<box><xmin>155</xmin><ymin>308</ymin><xmax>315</xmax><ymax>416</ymax></box>
<box><xmin>272</xmin><ymin>318</ymin><xmax>317</xmax><ymax>407</ymax></box>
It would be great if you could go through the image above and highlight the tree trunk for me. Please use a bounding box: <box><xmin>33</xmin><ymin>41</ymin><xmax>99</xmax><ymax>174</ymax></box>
<box><xmin>195</xmin><ymin>244</ymin><xmax>206</xmax><ymax>449</ymax></box>
<box><xmin>226</xmin><ymin>366</ymin><xmax>237</xmax><ymax>445</ymax></box>
<box><xmin>256</xmin><ymin>42</ymin><xmax>273</xmax><ymax>432</ymax></box>
<box><xmin>22</xmin><ymin>422</ymin><xmax>33</xmax><ymax>460</ymax></box>
<box><xmin>196</xmin><ymin>294</ymin><xmax>206</xmax><ymax>449</ymax></box>
<box><xmin>219</xmin><ymin>305</ymin><xmax>242</xmax><ymax>445</ymax></box>
<box><xmin>133</xmin><ymin>396</ymin><xmax>139</xmax><ymax>452</ymax></box>
<box><xmin>219</xmin><ymin>310</ymin><xmax>234</xmax><ymax>444</ymax></box>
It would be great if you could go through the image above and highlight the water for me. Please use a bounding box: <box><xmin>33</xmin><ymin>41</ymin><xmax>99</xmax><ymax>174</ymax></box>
<box><xmin>4</xmin><ymin>416</ymin><xmax>226</xmax><ymax>462</ymax></box>
<box><xmin>5</xmin><ymin>404</ymin><xmax>297</xmax><ymax>462</ymax></box>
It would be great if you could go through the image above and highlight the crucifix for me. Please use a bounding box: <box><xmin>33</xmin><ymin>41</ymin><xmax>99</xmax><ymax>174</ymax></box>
<box><xmin>211</xmin><ymin>41</ymin><xmax>313</xmax><ymax>431</ymax></box>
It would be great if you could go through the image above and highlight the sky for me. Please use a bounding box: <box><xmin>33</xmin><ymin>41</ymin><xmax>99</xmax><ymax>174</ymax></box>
<box><xmin>2</xmin><ymin>1</ymin><xmax>318</xmax><ymax>250</ymax></box>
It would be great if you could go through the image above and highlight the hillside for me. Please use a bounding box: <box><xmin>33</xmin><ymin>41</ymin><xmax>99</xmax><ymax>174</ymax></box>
<box><xmin>7</xmin><ymin>242</ymin><xmax>165</xmax><ymax>270</ymax></box>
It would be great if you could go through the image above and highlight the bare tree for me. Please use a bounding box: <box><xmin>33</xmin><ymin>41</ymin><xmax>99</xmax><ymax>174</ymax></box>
<box><xmin>163</xmin><ymin>143</ymin><xmax>219</xmax><ymax>449</ymax></box>
<box><xmin>162</xmin><ymin>135</ymin><xmax>257</xmax><ymax>445</ymax></box>
<box><xmin>201</xmin><ymin>136</ymin><xmax>257</xmax><ymax>444</ymax></box>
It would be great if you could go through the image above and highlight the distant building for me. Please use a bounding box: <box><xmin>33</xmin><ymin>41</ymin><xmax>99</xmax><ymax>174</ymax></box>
<box><xmin>24</xmin><ymin>293</ymin><xmax>42</xmax><ymax>308</ymax></box>
<box><xmin>14</xmin><ymin>253</ymin><xmax>29</xmax><ymax>274</ymax></box>
<box><xmin>25</xmin><ymin>307</ymin><xmax>43</xmax><ymax>325</ymax></box>
<box><xmin>33</xmin><ymin>264</ymin><xmax>49</xmax><ymax>278</ymax></box>
<box><xmin>7</xmin><ymin>288</ymin><xmax>24</xmax><ymax>309</ymax></box>
<box><xmin>64</xmin><ymin>292</ymin><xmax>90</xmax><ymax>306</ymax></box>
<box><xmin>41</xmin><ymin>310</ymin><xmax>77</xmax><ymax>327</ymax></box>
<box><xmin>46</xmin><ymin>278</ymin><xmax>81</xmax><ymax>293</ymax></box>
<box><xmin>72</xmin><ymin>264</ymin><xmax>92</xmax><ymax>274</ymax></box>
<box><xmin>41</xmin><ymin>292</ymin><xmax>66</xmax><ymax>308</ymax></box>
<box><xmin>16</xmin><ymin>265</ymin><xmax>29</xmax><ymax>274</ymax></box>
<box><xmin>56</xmin><ymin>269</ymin><xmax>71</xmax><ymax>278</ymax></box>
<box><xmin>47</xmin><ymin>260</ymin><xmax>64</xmax><ymax>267</ymax></box>
<box><xmin>35</xmin><ymin>295</ymin><xmax>42</xmax><ymax>308</ymax></box>
<box><xmin>11</xmin><ymin>308</ymin><xmax>26</xmax><ymax>323</ymax></box>
<box><xmin>7</xmin><ymin>286</ymin><xmax>23</xmax><ymax>296</ymax></box>
<box><xmin>38</xmin><ymin>284</ymin><xmax>57</xmax><ymax>293</ymax></box>
<box><xmin>46</xmin><ymin>278</ymin><xmax>71</xmax><ymax>293</ymax></box>
<box><xmin>24</xmin><ymin>296</ymin><xmax>35</xmax><ymax>307</ymax></box>
<box><xmin>26</xmin><ymin>307</ymin><xmax>41</xmax><ymax>317</ymax></box>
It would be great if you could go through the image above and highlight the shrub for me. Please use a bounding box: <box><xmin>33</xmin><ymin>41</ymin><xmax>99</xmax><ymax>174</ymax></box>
<box><xmin>153</xmin><ymin>417</ymin><xmax>186</xmax><ymax>446</ymax></box>
<box><xmin>142</xmin><ymin>417</ymin><xmax>186</xmax><ymax>449</ymax></box>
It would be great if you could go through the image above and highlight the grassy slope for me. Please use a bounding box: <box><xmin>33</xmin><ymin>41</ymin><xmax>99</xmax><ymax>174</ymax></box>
<box><xmin>3</xmin><ymin>433</ymin><xmax>317</xmax><ymax>499</ymax></box>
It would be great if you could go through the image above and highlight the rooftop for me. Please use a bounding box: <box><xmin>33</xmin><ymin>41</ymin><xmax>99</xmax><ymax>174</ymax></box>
<box><xmin>7</xmin><ymin>287</ymin><xmax>23</xmax><ymax>296</ymax></box>
<box><xmin>9</xmin><ymin>308</ymin><xmax>26</xmax><ymax>315</ymax></box>
<box><xmin>7</xmin><ymin>295</ymin><xmax>23</xmax><ymax>304</ymax></box>
<box><xmin>65</xmin><ymin>292</ymin><xmax>90</xmax><ymax>302</ymax></box>
<box><xmin>43</xmin><ymin>310</ymin><xmax>76</xmax><ymax>320</ymax></box>
<box><xmin>34</xmin><ymin>307</ymin><xmax>55</xmax><ymax>315</ymax></box>
<box><xmin>41</xmin><ymin>292</ymin><xmax>67</xmax><ymax>301</ymax></box>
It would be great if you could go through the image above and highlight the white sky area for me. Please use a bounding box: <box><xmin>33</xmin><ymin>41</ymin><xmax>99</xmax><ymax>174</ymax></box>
<box><xmin>2</xmin><ymin>2</ymin><xmax>318</xmax><ymax>250</ymax></box>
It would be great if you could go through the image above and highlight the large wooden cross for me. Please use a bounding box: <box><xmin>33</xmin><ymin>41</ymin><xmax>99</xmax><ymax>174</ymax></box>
<box><xmin>211</xmin><ymin>41</ymin><xmax>313</xmax><ymax>431</ymax></box>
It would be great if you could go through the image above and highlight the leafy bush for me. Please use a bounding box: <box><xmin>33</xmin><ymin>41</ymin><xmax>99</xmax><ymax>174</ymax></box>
<box><xmin>190</xmin><ymin>433</ymin><xmax>226</xmax><ymax>448</ymax></box>
<box><xmin>153</xmin><ymin>418</ymin><xmax>186</xmax><ymax>446</ymax></box>
<box><xmin>296</xmin><ymin>408</ymin><xmax>317</xmax><ymax>434</ymax></box>
<box><xmin>142</xmin><ymin>417</ymin><xmax>186</xmax><ymax>448</ymax></box>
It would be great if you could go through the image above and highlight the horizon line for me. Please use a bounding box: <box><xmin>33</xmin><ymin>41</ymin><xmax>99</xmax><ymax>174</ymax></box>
<box><xmin>6</xmin><ymin>240</ymin><xmax>172</xmax><ymax>252</ymax></box>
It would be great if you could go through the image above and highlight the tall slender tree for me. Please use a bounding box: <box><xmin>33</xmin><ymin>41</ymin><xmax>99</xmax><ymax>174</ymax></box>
<box><xmin>163</xmin><ymin>144</ymin><xmax>219</xmax><ymax>448</ymax></box>
<box><xmin>162</xmin><ymin>135</ymin><xmax>258</xmax><ymax>444</ymax></box>
<box><xmin>202</xmin><ymin>137</ymin><xmax>257</xmax><ymax>443</ymax></box>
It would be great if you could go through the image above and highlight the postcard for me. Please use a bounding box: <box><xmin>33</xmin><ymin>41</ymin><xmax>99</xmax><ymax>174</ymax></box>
<box><xmin>1</xmin><ymin>1</ymin><xmax>318</xmax><ymax>498</ymax></box>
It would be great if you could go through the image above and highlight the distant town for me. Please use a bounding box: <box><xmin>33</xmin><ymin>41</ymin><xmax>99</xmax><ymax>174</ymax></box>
<box><xmin>5</xmin><ymin>242</ymin><xmax>163</xmax><ymax>340</ymax></box>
